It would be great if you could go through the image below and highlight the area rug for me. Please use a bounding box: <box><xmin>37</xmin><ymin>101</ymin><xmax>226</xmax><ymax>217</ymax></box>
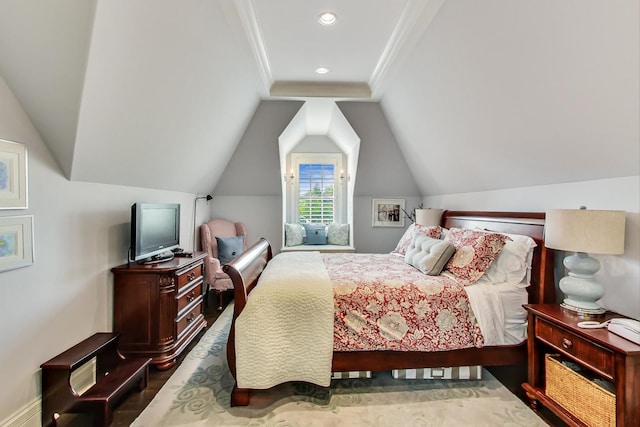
<box><xmin>132</xmin><ymin>306</ymin><xmax>546</xmax><ymax>426</ymax></box>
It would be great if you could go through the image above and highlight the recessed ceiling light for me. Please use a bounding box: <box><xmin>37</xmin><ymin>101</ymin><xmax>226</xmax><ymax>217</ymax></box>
<box><xmin>318</xmin><ymin>11</ymin><xmax>337</xmax><ymax>26</ymax></box>
<box><xmin>315</xmin><ymin>67</ymin><xmax>330</xmax><ymax>74</ymax></box>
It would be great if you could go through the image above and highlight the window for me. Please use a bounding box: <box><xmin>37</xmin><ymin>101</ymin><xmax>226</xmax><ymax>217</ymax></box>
<box><xmin>297</xmin><ymin>163</ymin><xmax>334</xmax><ymax>223</ymax></box>
<box><xmin>289</xmin><ymin>153</ymin><xmax>343</xmax><ymax>224</ymax></box>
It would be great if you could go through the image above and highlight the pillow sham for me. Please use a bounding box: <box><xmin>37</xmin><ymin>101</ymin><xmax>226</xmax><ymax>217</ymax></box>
<box><xmin>284</xmin><ymin>223</ymin><xmax>304</xmax><ymax>246</ymax></box>
<box><xmin>303</xmin><ymin>223</ymin><xmax>328</xmax><ymax>245</ymax></box>
<box><xmin>327</xmin><ymin>223</ymin><xmax>350</xmax><ymax>246</ymax></box>
<box><xmin>216</xmin><ymin>235</ymin><xmax>244</xmax><ymax>265</ymax></box>
<box><xmin>439</xmin><ymin>227</ymin><xmax>450</xmax><ymax>239</ymax></box>
<box><xmin>405</xmin><ymin>234</ymin><xmax>456</xmax><ymax>275</ymax></box>
<box><xmin>392</xmin><ymin>224</ymin><xmax>441</xmax><ymax>255</ymax></box>
<box><xmin>485</xmin><ymin>232</ymin><xmax>537</xmax><ymax>286</ymax></box>
<box><xmin>443</xmin><ymin>228</ymin><xmax>508</xmax><ymax>285</ymax></box>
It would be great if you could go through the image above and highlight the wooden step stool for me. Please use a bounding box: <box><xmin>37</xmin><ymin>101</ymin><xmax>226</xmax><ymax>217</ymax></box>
<box><xmin>40</xmin><ymin>332</ymin><xmax>151</xmax><ymax>427</ymax></box>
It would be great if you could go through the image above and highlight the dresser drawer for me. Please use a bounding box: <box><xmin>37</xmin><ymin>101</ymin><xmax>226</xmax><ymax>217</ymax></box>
<box><xmin>176</xmin><ymin>304</ymin><xmax>203</xmax><ymax>339</ymax></box>
<box><xmin>536</xmin><ymin>317</ymin><xmax>615</xmax><ymax>379</ymax></box>
<box><xmin>176</xmin><ymin>262</ymin><xmax>204</xmax><ymax>290</ymax></box>
<box><xmin>177</xmin><ymin>281</ymin><xmax>202</xmax><ymax>316</ymax></box>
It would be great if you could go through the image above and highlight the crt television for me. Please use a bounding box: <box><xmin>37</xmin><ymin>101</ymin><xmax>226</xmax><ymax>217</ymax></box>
<box><xmin>131</xmin><ymin>203</ymin><xmax>180</xmax><ymax>263</ymax></box>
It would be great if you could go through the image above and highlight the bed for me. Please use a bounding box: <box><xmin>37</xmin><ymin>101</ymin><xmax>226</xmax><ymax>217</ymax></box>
<box><xmin>223</xmin><ymin>211</ymin><xmax>556</xmax><ymax>406</ymax></box>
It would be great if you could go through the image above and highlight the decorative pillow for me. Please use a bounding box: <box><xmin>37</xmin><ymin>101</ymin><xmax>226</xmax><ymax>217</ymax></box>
<box><xmin>216</xmin><ymin>235</ymin><xmax>244</xmax><ymax>264</ymax></box>
<box><xmin>303</xmin><ymin>223</ymin><xmax>328</xmax><ymax>245</ymax></box>
<box><xmin>391</xmin><ymin>224</ymin><xmax>441</xmax><ymax>255</ymax></box>
<box><xmin>284</xmin><ymin>223</ymin><xmax>304</xmax><ymax>246</ymax></box>
<box><xmin>405</xmin><ymin>234</ymin><xmax>456</xmax><ymax>275</ymax></box>
<box><xmin>443</xmin><ymin>228</ymin><xmax>508</xmax><ymax>285</ymax></box>
<box><xmin>327</xmin><ymin>223</ymin><xmax>349</xmax><ymax>246</ymax></box>
<box><xmin>485</xmin><ymin>232</ymin><xmax>537</xmax><ymax>286</ymax></box>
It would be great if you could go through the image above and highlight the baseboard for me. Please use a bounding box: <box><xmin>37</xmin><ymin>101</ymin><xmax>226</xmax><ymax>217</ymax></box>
<box><xmin>0</xmin><ymin>398</ymin><xmax>40</xmax><ymax>427</ymax></box>
<box><xmin>0</xmin><ymin>358</ymin><xmax>96</xmax><ymax>427</ymax></box>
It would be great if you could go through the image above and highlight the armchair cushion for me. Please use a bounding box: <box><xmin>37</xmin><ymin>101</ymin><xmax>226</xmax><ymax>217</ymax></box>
<box><xmin>216</xmin><ymin>236</ymin><xmax>244</xmax><ymax>264</ymax></box>
<box><xmin>200</xmin><ymin>218</ymin><xmax>247</xmax><ymax>294</ymax></box>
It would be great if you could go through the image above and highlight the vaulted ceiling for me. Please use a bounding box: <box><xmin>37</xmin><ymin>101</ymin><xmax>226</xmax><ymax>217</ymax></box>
<box><xmin>0</xmin><ymin>0</ymin><xmax>637</xmax><ymax>196</ymax></box>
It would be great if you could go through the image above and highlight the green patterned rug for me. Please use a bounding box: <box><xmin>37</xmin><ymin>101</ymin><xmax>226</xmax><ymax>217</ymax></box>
<box><xmin>132</xmin><ymin>306</ymin><xmax>546</xmax><ymax>426</ymax></box>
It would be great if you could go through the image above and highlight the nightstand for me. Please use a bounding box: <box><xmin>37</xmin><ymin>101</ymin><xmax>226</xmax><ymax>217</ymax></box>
<box><xmin>522</xmin><ymin>304</ymin><xmax>640</xmax><ymax>427</ymax></box>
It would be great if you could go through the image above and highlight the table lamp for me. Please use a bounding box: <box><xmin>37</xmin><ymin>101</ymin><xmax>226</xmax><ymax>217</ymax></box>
<box><xmin>415</xmin><ymin>209</ymin><xmax>444</xmax><ymax>227</ymax></box>
<box><xmin>545</xmin><ymin>207</ymin><xmax>626</xmax><ymax>315</ymax></box>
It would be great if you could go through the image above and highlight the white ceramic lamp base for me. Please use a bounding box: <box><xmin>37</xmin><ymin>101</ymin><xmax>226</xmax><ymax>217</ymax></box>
<box><xmin>559</xmin><ymin>252</ymin><xmax>606</xmax><ymax>315</ymax></box>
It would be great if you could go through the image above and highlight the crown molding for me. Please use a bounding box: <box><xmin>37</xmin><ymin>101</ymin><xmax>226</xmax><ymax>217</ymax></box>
<box><xmin>234</xmin><ymin>0</ymin><xmax>273</xmax><ymax>93</ymax></box>
<box><xmin>369</xmin><ymin>0</ymin><xmax>446</xmax><ymax>98</ymax></box>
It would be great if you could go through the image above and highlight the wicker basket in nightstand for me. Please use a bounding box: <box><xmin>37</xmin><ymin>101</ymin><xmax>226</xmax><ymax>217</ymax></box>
<box><xmin>545</xmin><ymin>354</ymin><xmax>616</xmax><ymax>427</ymax></box>
<box><xmin>523</xmin><ymin>305</ymin><xmax>640</xmax><ymax>427</ymax></box>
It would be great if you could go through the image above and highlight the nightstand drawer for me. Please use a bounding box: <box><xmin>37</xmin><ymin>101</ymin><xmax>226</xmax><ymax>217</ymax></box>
<box><xmin>536</xmin><ymin>317</ymin><xmax>615</xmax><ymax>379</ymax></box>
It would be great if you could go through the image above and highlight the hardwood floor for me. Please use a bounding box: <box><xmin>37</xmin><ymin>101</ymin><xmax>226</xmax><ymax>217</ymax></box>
<box><xmin>56</xmin><ymin>292</ymin><xmax>230</xmax><ymax>427</ymax></box>
<box><xmin>63</xmin><ymin>289</ymin><xmax>563</xmax><ymax>426</ymax></box>
<box><xmin>110</xmin><ymin>292</ymin><xmax>230</xmax><ymax>426</ymax></box>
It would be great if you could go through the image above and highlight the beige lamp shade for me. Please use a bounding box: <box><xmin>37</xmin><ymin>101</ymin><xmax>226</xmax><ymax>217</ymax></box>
<box><xmin>415</xmin><ymin>209</ymin><xmax>444</xmax><ymax>227</ymax></box>
<box><xmin>545</xmin><ymin>209</ymin><xmax>625</xmax><ymax>254</ymax></box>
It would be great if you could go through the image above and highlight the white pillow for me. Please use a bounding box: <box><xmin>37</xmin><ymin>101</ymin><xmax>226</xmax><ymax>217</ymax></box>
<box><xmin>404</xmin><ymin>234</ymin><xmax>456</xmax><ymax>275</ymax></box>
<box><xmin>485</xmin><ymin>232</ymin><xmax>537</xmax><ymax>286</ymax></box>
<box><xmin>284</xmin><ymin>223</ymin><xmax>304</xmax><ymax>246</ymax></box>
<box><xmin>327</xmin><ymin>223</ymin><xmax>349</xmax><ymax>245</ymax></box>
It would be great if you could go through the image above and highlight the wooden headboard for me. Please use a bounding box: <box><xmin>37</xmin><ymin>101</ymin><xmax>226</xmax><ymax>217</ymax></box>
<box><xmin>441</xmin><ymin>210</ymin><xmax>555</xmax><ymax>305</ymax></box>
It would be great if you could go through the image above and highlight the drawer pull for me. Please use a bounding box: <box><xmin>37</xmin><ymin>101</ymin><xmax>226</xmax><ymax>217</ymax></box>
<box><xmin>188</xmin><ymin>272</ymin><xmax>196</xmax><ymax>281</ymax></box>
<box><xmin>187</xmin><ymin>292</ymin><xmax>195</xmax><ymax>302</ymax></box>
<box><xmin>562</xmin><ymin>337</ymin><xmax>573</xmax><ymax>349</ymax></box>
<box><xmin>186</xmin><ymin>313</ymin><xmax>196</xmax><ymax>323</ymax></box>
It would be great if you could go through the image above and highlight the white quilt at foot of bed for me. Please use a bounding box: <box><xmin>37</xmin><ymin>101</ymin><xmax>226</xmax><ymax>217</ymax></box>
<box><xmin>235</xmin><ymin>251</ymin><xmax>334</xmax><ymax>389</ymax></box>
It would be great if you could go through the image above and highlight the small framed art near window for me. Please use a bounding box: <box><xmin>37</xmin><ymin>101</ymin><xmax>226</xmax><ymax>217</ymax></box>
<box><xmin>0</xmin><ymin>215</ymin><xmax>35</xmax><ymax>272</ymax></box>
<box><xmin>372</xmin><ymin>198</ymin><xmax>405</xmax><ymax>227</ymax></box>
<box><xmin>0</xmin><ymin>139</ymin><xmax>28</xmax><ymax>209</ymax></box>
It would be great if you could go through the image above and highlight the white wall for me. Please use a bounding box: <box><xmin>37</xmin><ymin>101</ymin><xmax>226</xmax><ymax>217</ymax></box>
<box><xmin>0</xmin><ymin>75</ymin><xmax>199</xmax><ymax>425</ymax></box>
<box><xmin>425</xmin><ymin>176</ymin><xmax>640</xmax><ymax>319</ymax></box>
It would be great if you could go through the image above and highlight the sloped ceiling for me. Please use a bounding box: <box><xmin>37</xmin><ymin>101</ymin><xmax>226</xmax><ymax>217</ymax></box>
<box><xmin>0</xmin><ymin>0</ymin><xmax>637</xmax><ymax>196</ymax></box>
<box><xmin>0</xmin><ymin>0</ymin><xmax>97</xmax><ymax>179</ymax></box>
<box><xmin>381</xmin><ymin>0</ymin><xmax>639</xmax><ymax>195</ymax></box>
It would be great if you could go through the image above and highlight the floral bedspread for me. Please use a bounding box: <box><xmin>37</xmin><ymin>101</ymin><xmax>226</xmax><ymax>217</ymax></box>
<box><xmin>323</xmin><ymin>253</ymin><xmax>484</xmax><ymax>352</ymax></box>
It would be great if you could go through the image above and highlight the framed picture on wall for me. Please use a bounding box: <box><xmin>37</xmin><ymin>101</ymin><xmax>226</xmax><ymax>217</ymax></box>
<box><xmin>372</xmin><ymin>198</ymin><xmax>405</xmax><ymax>227</ymax></box>
<box><xmin>0</xmin><ymin>215</ymin><xmax>35</xmax><ymax>272</ymax></box>
<box><xmin>0</xmin><ymin>139</ymin><xmax>28</xmax><ymax>209</ymax></box>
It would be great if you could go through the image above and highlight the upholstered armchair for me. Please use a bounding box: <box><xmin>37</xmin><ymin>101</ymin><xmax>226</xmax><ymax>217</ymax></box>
<box><xmin>200</xmin><ymin>218</ymin><xmax>248</xmax><ymax>310</ymax></box>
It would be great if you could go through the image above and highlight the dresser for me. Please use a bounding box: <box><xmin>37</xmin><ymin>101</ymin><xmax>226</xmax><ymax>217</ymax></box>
<box><xmin>522</xmin><ymin>304</ymin><xmax>640</xmax><ymax>427</ymax></box>
<box><xmin>112</xmin><ymin>252</ymin><xmax>208</xmax><ymax>369</ymax></box>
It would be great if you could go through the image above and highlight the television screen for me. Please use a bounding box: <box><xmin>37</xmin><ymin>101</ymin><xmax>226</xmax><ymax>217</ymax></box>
<box><xmin>131</xmin><ymin>203</ymin><xmax>180</xmax><ymax>263</ymax></box>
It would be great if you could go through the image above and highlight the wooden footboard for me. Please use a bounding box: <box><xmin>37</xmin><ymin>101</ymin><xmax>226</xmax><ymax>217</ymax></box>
<box><xmin>222</xmin><ymin>237</ymin><xmax>272</xmax><ymax>406</ymax></box>
<box><xmin>223</xmin><ymin>212</ymin><xmax>555</xmax><ymax>406</ymax></box>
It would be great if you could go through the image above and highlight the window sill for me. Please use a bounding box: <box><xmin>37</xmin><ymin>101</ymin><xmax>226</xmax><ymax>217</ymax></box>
<box><xmin>281</xmin><ymin>244</ymin><xmax>355</xmax><ymax>253</ymax></box>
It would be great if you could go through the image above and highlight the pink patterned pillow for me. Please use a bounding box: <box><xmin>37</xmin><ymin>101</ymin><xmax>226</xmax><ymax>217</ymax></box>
<box><xmin>444</xmin><ymin>228</ymin><xmax>508</xmax><ymax>285</ymax></box>
<box><xmin>392</xmin><ymin>224</ymin><xmax>441</xmax><ymax>255</ymax></box>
